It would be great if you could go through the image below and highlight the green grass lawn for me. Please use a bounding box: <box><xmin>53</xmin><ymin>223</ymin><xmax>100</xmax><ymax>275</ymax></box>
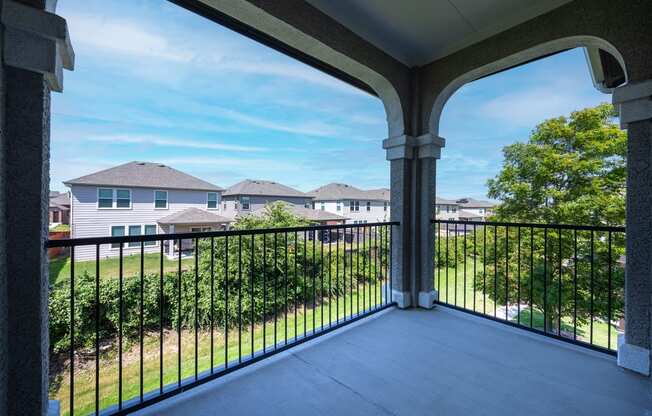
<box><xmin>434</xmin><ymin>259</ymin><xmax>620</xmax><ymax>351</ymax></box>
<box><xmin>49</xmin><ymin>254</ymin><xmax>195</xmax><ymax>286</ymax></box>
<box><xmin>50</xmin><ymin>282</ymin><xmax>387</xmax><ymax>416</ymax></box>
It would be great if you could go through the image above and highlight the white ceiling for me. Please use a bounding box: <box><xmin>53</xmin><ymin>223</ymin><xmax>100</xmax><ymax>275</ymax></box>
<box><xmin>306</xmin><ymin>0</ymin><xmax>573</xmax><ymax>66</ymax></box>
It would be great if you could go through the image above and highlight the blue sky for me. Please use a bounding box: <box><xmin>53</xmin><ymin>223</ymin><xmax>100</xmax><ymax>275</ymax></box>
<box><xmin>52</xmin><ymin>0</ymin><xmax>610</xmax><ymax>199</ymax></box>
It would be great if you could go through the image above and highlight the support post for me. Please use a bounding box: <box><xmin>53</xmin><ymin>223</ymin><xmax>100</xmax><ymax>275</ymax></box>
<box><xmin>0</xmin><ymin>1</ymin><xmax>74</xmax><ymax>415</ymax></box>
<box><xmin>383</xmin><ymin>134</ymin><xmax>444</xmax><ymax>309</ymax></box>
<box><xmin>613</xmin><ymin>79</ymin><xmax>652</xmax><ymax>376</ymax></box>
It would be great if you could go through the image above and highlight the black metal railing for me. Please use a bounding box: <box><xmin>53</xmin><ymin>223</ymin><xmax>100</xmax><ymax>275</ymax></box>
<box><xmin>47</xmin><ymin>222</ymin><xmax>397</xmax><ymax>416</ymax></box>
<box><xmin>433</xmin><ymin>219</ymin><xmax>625</xmax><ymax>355</ymax></box>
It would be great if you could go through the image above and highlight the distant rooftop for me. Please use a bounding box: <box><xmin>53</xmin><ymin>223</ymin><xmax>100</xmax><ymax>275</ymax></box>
<box><xmin>157</xmin><ymin>207</ymin><xmax>231</xmax><ymax>225</ymax></box>
<box><xmin>435</xmin><ymin>197</ymin><xmax>458</xmax><ymax>205</ymax></box>
<box><xmin>456</xmin><ymin>197</ymin><xmax>495</xmax><ymax>208</ymax></box>
<box><xmin>64</xmin><ymin>161</ymin><xmax>223</xmax><ymax>192</ymax></box>
<box><xmin>250</xmin><ymin>203</ymin><xmax>348</xmax><ymax>222</ymax></box>
<box><xmin>224</xmin><ymin>179</ymin><xmax>308</xmax><ymax>198</ymax></box>
<box><xmin>309</xmin><ymin>183</ymin><xmax>389</xmax><ymax>201</ymax></box>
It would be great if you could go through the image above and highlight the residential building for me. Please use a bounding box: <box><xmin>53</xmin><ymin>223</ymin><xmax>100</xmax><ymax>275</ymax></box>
<box><xmin>48</xmin><ymin>191</ymin><xmax>70</xmax><ymax>227</ymax></box>
<box><xmin>456</xmin><ymin>197</ymin><xmax>496</xmax><ymax>220</ymax></box>
<box><xmin>250</xmin><ymin>202</ymin><xmax>347</xmax><ymax>226</ymax></box>
<box><xmin>435</xmin><ymin>197</ymin><xmax>459</xmax><ymax>220</ymax></box>
<box><xmin>64</xmin><ymin>161</ymin><xmax>229</xmax><ymax>259</ymax></box>
<box><xmin>309</xmin><ymin>183</ymin><xmax>390</xmax><ymax>224</ymax></box>
<box><xmin>222</xmin><ymin>179</ymin><xmax>313</xmax><ymax>219</ymax></box>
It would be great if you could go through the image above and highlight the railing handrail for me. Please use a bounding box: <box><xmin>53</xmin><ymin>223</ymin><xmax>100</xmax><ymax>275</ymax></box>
<box><xmin>47</xmin><ymin>221</ymin><xmax>400</xmax><ymax>248</ymax></box>
<box><xmin>432</xmin><ymin>219</ymin><xmax>625</xmax><ymax>233</ymax></box>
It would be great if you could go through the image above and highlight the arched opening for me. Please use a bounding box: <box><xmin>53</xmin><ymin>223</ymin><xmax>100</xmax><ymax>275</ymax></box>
<box><xmin>432</xmin><ymin>43</ymin><xmax>628</xmax><ymax>355</ymax></box>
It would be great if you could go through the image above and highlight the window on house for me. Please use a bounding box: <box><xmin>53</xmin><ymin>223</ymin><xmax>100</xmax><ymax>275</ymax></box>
<box><xmin>336</xmin><ymin>201</ymin><xmax>341</xmax><ymax>211</ymax></box>
<box><xmin>52</xmin><ymin>211</ymin><xmax>60</xmax><ymax>222</ymax></box>
<box><xmin>320</xmin><ymin>202</ymin><xmax>325</xmax><ymax>211</ymax></box>
<box><xmin>241</xmin><ymin>196</ymin><xmax>250</xmax><ymax>210</ymax></box>
<box><xmin>116</xmin><ymin>189</ymin><xmax>131</xmax><ymax>208</ymax></box>
<box><xmin>98</xmin><ymin>188</ymin><xmax>113</xmax><ymax>208</ymax></box>
<box><xmin>366</xmin><ymin>201</ymin><xmax>371</xmax><ymax>212</ymax></box>
<box><xmin>207</xmin><ymin>192</ymin><xmax>219</xmax><ymax>209</ymax></box>
<box><xmin>223</xmin><ymin>202</ymin><xmax>227</xmax><ymax>210</ymax></box>
<box><xmin>355</xmin><ymin>201</ymin><xmax>360</xmax><ymax>211</ymax></box>
<box><xmin>128</xmin><ymin>225</ymin><xmax>141</xmax><ymax>247</ymax></box>
<box><xmin>452</xmin><ymin>207</ymin><xmax>457</xmax><ymax>213</ymax></box>
<box><xmin>384</xmin><ymin>201</ymin><xmax>388</xmax><ymax>212</ymax></box>
<box><xmin>446</xmin><ymin>206</ymin><xmax>450</xmax><ymax>213</ymax></box>
<box><xmin>144</xmin><ymin>224</ymin><xmax>157</xmax><ymax>246</ymax></box>
<box><xmin>154</xmin><ymin>190</ymin><xmax>168</xmax><ymax>209</ymax></box>
<box><xmin>350</xmin><ymin>200</ymin><xmax>360</xmax><ymax>212</ymax></box>
<box><xmin>111</xmin><ymin>225</ymin><xmax>125</xmax><ymax>249</ymax></box>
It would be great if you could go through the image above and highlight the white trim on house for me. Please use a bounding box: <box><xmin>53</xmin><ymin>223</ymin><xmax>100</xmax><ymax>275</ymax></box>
<box><xmin>154</xmin><ymin>190</ymin><xmax>169</xmax><ymax>210</ymax></box>
<box><xmin>109</xmin><ymin>223</ymin><xmax>159</xmax><ymax>250</ymax></box>
<box><xmin>206</xmin><ymin>191</ymin><xmax>220</xmax><ymax>210</ymax></box>
<box><xmin>97</xmin><ymin>187</ymin><xmax>132</xmax><ymax>210</ymax></box>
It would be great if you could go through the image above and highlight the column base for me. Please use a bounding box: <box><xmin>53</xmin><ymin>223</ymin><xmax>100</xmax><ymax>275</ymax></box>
<box><xmin>391</xmin><ymin>290</ymin><xmax>411</xmax><ymax>308</ymax></box>
<box><xmin>617</xmin><ymin>334</ymin><xmax>650</xmax><ymax>376</ymax></box>
<box><xmin>418</xmin><ymin>290</ymin><xmax>438</xmax><ymax>309</ymax></box>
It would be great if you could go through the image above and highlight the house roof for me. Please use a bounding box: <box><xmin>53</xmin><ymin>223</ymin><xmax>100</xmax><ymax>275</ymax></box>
<box><xmin>223</xmin><ymin>179</ymin><xmax>308</xmax><ymax>198</ymax></box>
<box><xmin>249</xmin><ymin>203</ymin><xmax>348</xmax><ymax>222</ymax></box>
<box><xmin>157</xmin><ymin>208</ymin><xmax>231</xmax><ymax>225</ymax></box>
<box><xmin>309</xmin><ymin>183</ymin><xmax>388</xmax><ymax>201</ymax></box>
<box><xmin>435</xmin><ymin>197</ymin><xmax>458</xmax><ymax>205</ymax></box>
<box><xmin>49</xmin><ymin>191</ymin><xmax>70</xmax><ymax>207</ymax></box>
<box><xmin>458</xmin><ymin>209</ymin><xmax>483</xmax><ymax>219</ymax></box>
<box><xmin>64</xmin><ymin>161</ymin><xmax>223</xmax><ymax>192</ymax></box>
<box><xmin>456</xmin><ymin>198</ymin><xmax>495</xmax><ymax>208</ymax></box>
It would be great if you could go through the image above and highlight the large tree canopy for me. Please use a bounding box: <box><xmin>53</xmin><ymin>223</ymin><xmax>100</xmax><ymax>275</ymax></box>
<box><xmin>487</xmin><ymin>103</ymin><xmax>626</xmax><ymax>226</ymax></box>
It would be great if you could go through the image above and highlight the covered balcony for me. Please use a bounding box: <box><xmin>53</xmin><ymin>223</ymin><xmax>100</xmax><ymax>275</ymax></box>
<box><xmin>2</xmin><ymin>1</ymin><xmax>652</xmax><ymax>416</ymax></box>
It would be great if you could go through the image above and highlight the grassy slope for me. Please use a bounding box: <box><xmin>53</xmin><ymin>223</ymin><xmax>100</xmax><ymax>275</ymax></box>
<box><xmin>434</xmin><ymin>260</ymin><xmax>619</xmax><ymax>350</ymax></box>
<box><xmin>49</xmin><ymin>254</ymin><xmax>195</xmax><ymax>286</ymax></box>
<box><xmin>51</xmin><ymin>279</ymin><xmax>386</xmax><ymax>416</ymax></box>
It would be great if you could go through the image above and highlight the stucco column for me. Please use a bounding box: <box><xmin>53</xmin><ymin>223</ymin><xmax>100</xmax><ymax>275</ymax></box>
<box><xmin>0</xmin><ymin>1</ymin><xmax>74</xmax><ymax>414</ymax></box>
<box><xmin>383</xmin><ymin>134</ymin><xmax>445</xmax><ymax>309</ymax></box>
<box><xmin>613</xmin><ymin>79</ymin><xmax>652</xmax><ymax>376</ymax></box>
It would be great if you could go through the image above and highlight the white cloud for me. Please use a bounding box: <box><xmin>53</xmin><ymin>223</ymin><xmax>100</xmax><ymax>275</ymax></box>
<box><xmin>88</xmin><ymin>134</ymin><xmax>266</xmax><ymax>152</ymax></box>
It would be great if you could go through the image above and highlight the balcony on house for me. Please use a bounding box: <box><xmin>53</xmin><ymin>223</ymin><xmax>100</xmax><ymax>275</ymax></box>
<box><xmin>4</xmin><ymin>1</ymin><xmax>652</xmax><ymax>416</ymax></box>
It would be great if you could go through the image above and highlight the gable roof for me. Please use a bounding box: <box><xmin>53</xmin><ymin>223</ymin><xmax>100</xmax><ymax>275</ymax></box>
<box><xmin>157</xmin><ymin>208</ymin><xmax>231</xmax><ymax>225</ymax></box>
<box><xmin>49</xmin><ymin>191</ymin><xmax>70</xmax><ymax>207</ymax></box>
<box><xmin>456</xmin><ymin>197</ymin><xmax>495</xmax><ymax>208</ymax></box>
<box><xmin>249</xmin><ymin>203</ymin><xmax>348</xmax><ymax>222</ymax></box>
<box><xmin>309</xmin><ymin>183</ymin><xmax>388</xmax><ymax>201</ymax></box>
<box><xmin>435</xmin><ymin>197</ymin><xmax>458</xmax><ymax>205</ymax></box>
<box><xmin>223</xmin><ymin>179</ymin><xmax>308</xmax><ymax>198</ymax></box>
<box><xmin>64</xmin><ymin>161</ymin><xmax>223</xmax><ymax>192</ymax></box>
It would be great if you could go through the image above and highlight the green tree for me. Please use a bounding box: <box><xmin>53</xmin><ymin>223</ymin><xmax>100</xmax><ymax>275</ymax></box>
<box><xmin>478</xmin><ymin>104</ymin><xmax>625</xmax><ymax>335</ymax></box>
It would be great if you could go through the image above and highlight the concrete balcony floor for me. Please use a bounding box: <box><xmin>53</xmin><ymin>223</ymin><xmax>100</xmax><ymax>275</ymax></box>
<box><xmin>135</xmin><ymin>306</ymin><xmax>651</xmax><ymax>416</ymax></box>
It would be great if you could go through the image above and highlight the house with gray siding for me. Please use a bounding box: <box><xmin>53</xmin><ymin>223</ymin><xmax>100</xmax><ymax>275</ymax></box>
<box><xmin>222</xmin><ymin>179</ymin><xmax>313</xmax><ymax>219</ymax></box>
<box><xmin>309</xmin><ymin>183</ymin><xmax>390</xmax><ymax>224</ymax></box>
<box><xmin>65</xmin><ymin>161</ymin><xmax>229</xmax><ymax>260</ymax></box>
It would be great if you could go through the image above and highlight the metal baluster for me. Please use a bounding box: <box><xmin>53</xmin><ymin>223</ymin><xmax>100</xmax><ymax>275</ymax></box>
<box><xmin>321</xmin><ymin>229</ymin><xmax>325</xmax><ymax>327</ymax></box>
<box><xmin>140</xmin><ymin>241</ymin><xmax>145</xmax><ymax>398</ymax></box>
<box><xmin>446</xmin><ymin>225</ymin><xmax>449</xmax><ymax>304</ymax></box>
<box><xmin>343</xmin><ymin>226</ymin><xmax>347</xmax><ymax>319</ymax></box>
<box><xmin>590</xmin><ymin>230</ymin><xmax>594</xmax><ymax>345</ymax></box>
<box><xmin>313</xmin><ymin>230</ymin><xmax>317</xmax><ymax>332</ymax></box>
<box><xmin>294</xmin><ymin>231</ymin><xmax>298</xmax><ymax>339</ymax></box>
<box><xmin>530</xmin><ymin>227</ymin><xmax>534</xmax><ymax>328</ymax></box>
<box><xmin>483</xmin><ymin>226</ymin><xmax>487</xmax><ymax>314</ymax></box>
<box><xmin>543</xmin><ymin>228</ymin><xmax>548</xmax><ymax>333</ymax></box>
<box><xmin>250</xmin><ymin>234</ymin><xmax>254</xmax><ymax>358</ymax></box>
<box><xmin>464</xmin><ymin>223</ymin><xmax>467</xmax><ymax>308</ymax></box>
<box><xmin>517</xmin><ymin>227</ymin><xmax>521</xmax><ymax>325</ymax></box>
<box><xmin>494</xmin><ymin>225</ymin><xmax>497</xmax><ymax>318</ymax></box>
<box><xmin>95</xmin><ymin>244</ymin><xmax>100</xmax><ymax>415</ymax></box>
<box><xmin>437</xmin><ymin>222</ymin><xmax>441</xmax><ymax>297</ymax></box>
<box><xmin>473</xmin><ymin>225</ymin><xmax>477</xmax><ymax>312</ymax></box>
<box><xmin>389</xmin><ymin>224</ymin><xmax>393</xmax><ymax>302</ymax></box>
<box><xmin>505</xmin><ymin>226</ymin><xmax>509</xmax><ymax>321</ymax></box>
<box><xmin>210</xmin><ymin>237</ymin><xmax>215</xmax><ymax>372</ymax></box>
<box><xmin>225</xmin><ymin>236</ymin><xmax>229</xmax><ymax>369</ymax></box>
<box><xmin>159</xmin><ymin>241</ymin><xmax>164</xmax><ymax>392</ymax></box>
<box><xmin>194</xmin><ymin>238</ymin><xmax>199</xmax><ymax>379</ymax></box>
<box><xmin>263</xmin><ymin>233</ymin><xmax>267</xmax><ymax>353</ymax></box>
<box><xmin>119</xmin><ymin>244</ymin><xmax>124</xmax><ymax>405</ymax></box>
<box><xmin>238</xmin><ymin>235</ymin><xmax>242</xmax><ymax>364</ymax></box>
<box><xmin>454</xmin><ymin>223</ymin><xmax>458</xmax><ymax>306</ymax></box>
<box><xmin>328</xmin><ymin>228</ymin><xmax>333</xmax><ymax>325</ymax></box>
<box><xmin>336</xmin><ymin>229</ymin><xmax>340</xmax><ymax>323</ymax></box>
<box><xmin>177</xmin><ymin>239</ymin><xmax>181</xmax><ymax>386</ymax></box>
<box><xmin>70</xmin><ymin>245</ymin><xmax>75</xmax><ymax>415</ymax></box>
<box><xmin>608</xmin><ymin>231</ymin><xmax>613</xmax><ymax>350</ymax></box>
<box><xmin>284</xmin><ymin>232</ymin><xmax>289</xmax><ymax>345</ymax></box>
<box><xmin>573</xmin><ymin>230</ymin><xmax>578</xmax><ymax>340</ymax></box>
<box><xmin>303</xmin><ymin>230</ymin><xmax>307</xmax><ymax>337</ymax></box>
<box><xmin>557</xmin><ymin>229</ymin><xmax>562</xmax><ymax>336</ymax></box>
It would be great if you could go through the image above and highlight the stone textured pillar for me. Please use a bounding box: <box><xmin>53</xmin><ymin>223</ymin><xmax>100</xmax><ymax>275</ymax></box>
<box><xmin>383</xmin><ymin>134</ymin><xmax>445</xmax><ymax>308</ymax></box>
<box><xmin>613</xmin><ymin>79</ymin><xmax>652</xmax><ymax>376</ymax></box>
<box><xmin>0</xmin><ymin>1</ymin><xmax>74</xmax><ymax>414</ymax></box>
